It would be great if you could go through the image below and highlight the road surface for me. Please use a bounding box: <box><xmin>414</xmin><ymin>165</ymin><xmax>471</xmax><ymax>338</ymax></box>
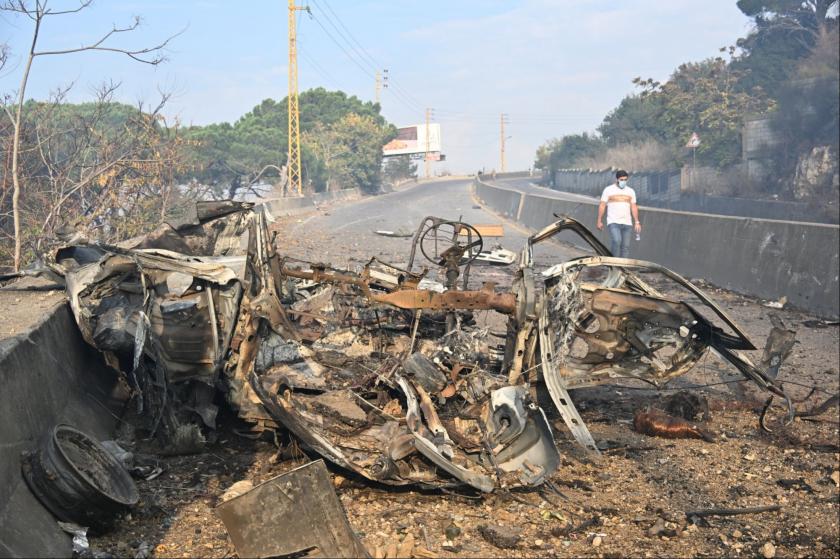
<box><xmin>277</xmin><ymin>177</ymin><xmax>584</xmax><ymax>290</ymax></box>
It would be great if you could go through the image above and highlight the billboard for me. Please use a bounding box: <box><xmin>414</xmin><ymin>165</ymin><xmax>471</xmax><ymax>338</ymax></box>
<box><xmin>383</xmin><ymin>124</ymin><xmax>441</xmax><ymax>156</ymax></box>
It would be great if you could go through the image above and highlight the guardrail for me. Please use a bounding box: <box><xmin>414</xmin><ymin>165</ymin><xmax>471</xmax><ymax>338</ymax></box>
<box><xmin>473</xmin><ymin>178</ymin><xmax>840</xmax><ymax>318</ymax></box>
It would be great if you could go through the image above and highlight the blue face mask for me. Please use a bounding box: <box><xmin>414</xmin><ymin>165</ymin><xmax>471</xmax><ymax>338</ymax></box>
<box><xmin>618</xmin><ymin>179</ymin><xmax>628</xmax><ymax>189</ymax></box>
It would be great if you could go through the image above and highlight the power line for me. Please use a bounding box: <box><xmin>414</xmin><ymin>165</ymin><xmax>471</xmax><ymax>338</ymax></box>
<box><xmin>309</xmin><ymin>12</ymin><xmax>376</xmax><ymax>79</ymax></box>
<box><xmin>315</xmin><ymin>0</ymin><xmax>380</xmax><ymax>70</ymax></box>
<box><xmin>304</xmin><ymin>3</ymin><xmax>600</xmax><ymax>130</ymax></box>
<box><xmin>308</xmin><ymin>11</ymin><xmax>422</xmax><ymax>115</ymax></box>
<box><xmin>310</xmin><ymin>0</ymin><xmax>378</xmax><ymax>73</ymax></box>
<box><xmin>312</xmin><ymin>0</ymin><xmax>425</xmax><ymax>110</ymax></box>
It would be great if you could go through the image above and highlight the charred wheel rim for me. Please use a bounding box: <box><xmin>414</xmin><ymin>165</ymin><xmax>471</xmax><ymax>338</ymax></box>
<box><xmin>21</xmin><ymin>424</ymin><xmax>139</xmax><ymax>532</ymax></box>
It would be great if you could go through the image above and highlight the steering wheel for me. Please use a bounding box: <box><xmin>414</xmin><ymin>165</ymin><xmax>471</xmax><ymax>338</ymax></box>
<box><xmin>419</xmin><ymin>220</ymin><xmax>484</xmax><ymax>268</ymax></box>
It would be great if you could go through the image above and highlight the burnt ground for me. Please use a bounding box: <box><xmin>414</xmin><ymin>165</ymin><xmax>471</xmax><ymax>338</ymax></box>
<box><xmin>6</xmin><ymin>180</ymin><xmax>838</xmax><ymax>558</ymax></box>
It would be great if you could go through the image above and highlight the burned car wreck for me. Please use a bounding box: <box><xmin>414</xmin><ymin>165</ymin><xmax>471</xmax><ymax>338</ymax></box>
<box><xmin>51</xmin><ymin>201</ymin><xmax>792</xmax><ymax>492</ymax></box>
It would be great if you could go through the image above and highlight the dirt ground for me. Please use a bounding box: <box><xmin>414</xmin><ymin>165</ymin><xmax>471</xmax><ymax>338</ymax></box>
<box><xmin>7</xmin><ymin>193</ymin><xmax>836</xmax><ymax>558</ymax></box>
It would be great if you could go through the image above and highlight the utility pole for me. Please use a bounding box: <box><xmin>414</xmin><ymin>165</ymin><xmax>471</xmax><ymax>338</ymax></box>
<box><xmin>500</xmin><ymin>113</ymin><xmax>508</xmax><ymax>173</ymax></box>
<box><xmin>375</xmin><ymin>69</ymin><xmax>389</xmax><ymax>104</ymax></box>
<box><xmin>287</xmin><ymin>0</ymin><xmax>309</xmax><ymax>196</ymax></box>
<box><xmin>425</xmin><ymin>108</ymin><xmax>433</xmax><ymax>179</ymax></box>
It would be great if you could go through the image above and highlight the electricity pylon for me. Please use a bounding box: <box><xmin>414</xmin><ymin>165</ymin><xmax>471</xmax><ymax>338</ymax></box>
<box><xmin>288</xmin><ymin>0</ymin><xmax>309</xmax><ymax>196</ymax></box>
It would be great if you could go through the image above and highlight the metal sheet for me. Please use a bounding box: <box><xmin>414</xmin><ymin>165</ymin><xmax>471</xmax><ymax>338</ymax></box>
<box><xmin>460</xmin><ymin>223</ymin><xmax>504</xmax><ymax>237</ymax></box>
<box><xmin>215</xmin><ymin>460</ymin><xmax>368</xmax><ymax>558</ymax></box>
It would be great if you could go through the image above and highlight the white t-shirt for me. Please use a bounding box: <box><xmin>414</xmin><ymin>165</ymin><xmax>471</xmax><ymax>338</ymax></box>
<box><xmin>600</xmin><ymin>183</ymin><xmax>636</xmax><ymax>225</ymax></box>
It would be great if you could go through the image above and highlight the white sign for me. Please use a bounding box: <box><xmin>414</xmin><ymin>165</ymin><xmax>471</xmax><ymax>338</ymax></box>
<box><xmin>383</xmin><ymin>124</ymin><xmax>442</xmax><ymax>156</ymax></box>
<box><xmin>685</xmin><ymin>132</ymin><xmax>701</xmax><ymax>148</ymax></box>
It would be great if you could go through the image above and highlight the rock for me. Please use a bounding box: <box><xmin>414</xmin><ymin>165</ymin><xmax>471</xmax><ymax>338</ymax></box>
<box><xmin>477</xmin><ymin>524</ymin><xmax>522</xmax><ymax>549</ymax></box>
<box><xmin>831</xmin><ymin>470</ymin><xmax>839</xmax><ymax>487</ymax></box>
<box><xmin>793</xmin><ymin>145</ymin><xmax>839</xmax><ymax>201</ymax></box>
<box><xmin>761</xmin><ymin>541</ymin><xmax>776</xmax><ymax>559</ymax></box>
<box><xmin>732</xmin><ymin>529</ymin><xmax>742</xmax><ymax>539</ymax></box>
<box><xmin>592</xmin><ymin>536</ymin><xmax>602</xmax><ymax>547</ymax></box>
<box><xmin>444</xmin><ymin>522</ymin><xmax>461</xmax><ymax>540</ymax></box>
<box><xmin>220</xmin><ymin>479</ymin><xmax>254</xmax><ymax>502</ymax></box>
<box><xmin>647</xmin><ymin>518</ymin><xmax>666</xmax><ymax>538</ymax></box>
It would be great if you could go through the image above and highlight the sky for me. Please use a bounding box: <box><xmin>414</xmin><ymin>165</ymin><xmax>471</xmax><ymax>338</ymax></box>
<box><xmin>0</xmin><ymin>0</ymin><xmax>754</xmax><ymax>174</ymax></box>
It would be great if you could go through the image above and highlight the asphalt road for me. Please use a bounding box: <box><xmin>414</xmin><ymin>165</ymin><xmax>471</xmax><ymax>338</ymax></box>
<box><xmin>279</xmin><ymin>178</ymin><xmax>583</xmax><ymax>289</ymax></box>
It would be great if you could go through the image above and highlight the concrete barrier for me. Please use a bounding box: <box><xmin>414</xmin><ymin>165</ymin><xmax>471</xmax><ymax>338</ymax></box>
<box><xmin>0</xmin><ymin>302</ymin><xmax>124</xmax><ymax>557</ymax></box>
<box><xmin>262</xmin><ymin>188</ymin><xmax>363</xmax><ymax>216</ymax></box>
<box><xmin>474</xmin><ymin>179</ymin><xmax>840</xmax><ymax>318</ymax></box>
<box><xmin>473</xmin><ymin>182</ymin><xmax>523</xmax><ymax>218</ymax></box>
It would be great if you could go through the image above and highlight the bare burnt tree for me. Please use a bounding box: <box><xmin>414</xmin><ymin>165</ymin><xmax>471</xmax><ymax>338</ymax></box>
<box><xmin>0</xmin><ymin>82</ymin><xmax>200</xmax><ymax>262</ymax></box>
<box><xmin>0</xmin><ymin>0</ymin><xmax>181</xmax><ymax>270</ymax></box>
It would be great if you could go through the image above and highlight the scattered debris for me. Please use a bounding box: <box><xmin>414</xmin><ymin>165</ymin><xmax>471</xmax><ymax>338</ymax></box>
<box><xmin>57</xmin><ymin>521</ymin><xmax>89</xmax><ymax>556</ymax></box>
<box><xmin>685</xmin><ymin>504</ymin><xmax>782</xmax><ymax>519</ymax></box>
<box><xmin>477</xmin><ymin>524</ymin><xmax>522</xmax><ymax>549</ymax></box>
<box><xmin>473</xmin><ymin>245</ymin><xmax>516</xmax><ymax>265</ymax></box>
<box><xmin>100</xmin><ymin>440</ymin><xmax>134</xmax><ymax>470</ymax></box>
<box><xmin>215</xmin><ymin>460</ymin><xmax>368</xmax><ymax>558</ymax></box>
<box><xmin>633</xmin><ymin>409</ymin><xmax>716</xmax><ymax>442</ymax></box>
<box><xmin>664</xmin><ymin>391</ymin><xmax>710</xmax><ymax>421</ymax></box>
<box><xmin>460</xmin><ymin>223</ymin><xmax>504</xmax><ymax>238</ymax></box>
<box><xmin>374</xmin><ymin>229</ymin><xmax>413</xmax><ymax>238</ymax></box>
<box><xmin>763</xmin><ymin>296</ymin><xmax>787</xmax><ymax>309</ymax></box>
<box><xmin>801</xmin><ymin>319</ymin><xmax>840</xmax><ymax>329</ymax></box>
<box><xmin>777</xmin><ymin>478</ymin><xmax>814</xmax><ymax>493</ymax></box>
<box><xmin>646</xmin><ymin>517</ymin><xmax>678</xmax><ymax>538</ymax></box>
<box><xmin>760</xmin><ymin>314</ymin><xmax>797</xmax><ymax>379</ymax></box>
<box><xmin>552</xmin><ymin>515</ymin><xmax>602</xmax><ymax>537</ymax></box>
<box><xmin>21</xmin><ymin>425</ymin><xmax>139</xmax><ymax>533</ymax></box>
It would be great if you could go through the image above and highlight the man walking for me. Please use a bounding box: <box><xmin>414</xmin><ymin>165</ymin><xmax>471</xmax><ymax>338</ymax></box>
<box><xmin>596</xmin><ymin>170</ymin><xmax>641</xmax><ymax>257</ymax></box>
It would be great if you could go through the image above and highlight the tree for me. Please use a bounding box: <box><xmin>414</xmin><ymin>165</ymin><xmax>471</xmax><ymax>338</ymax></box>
<box><xmin>737</xmin><ymin>0</ymin><xmax>838</xmax><ymax>44</ymax></box>
<box><xmin>1</xmin><ymin>0</ymin><xmax>179</xmax><ymax>271</ymax></box>
<box><xmin>598</xmin><ymin>94</ymin><xmax>668</xmax><ymax>147</ymax></box>
<box><xmin>733</xmin><ymin>0</ymin><xmax>839</xmax><ymax>92</ymax></box>
<box><xmin>534</xmin><ymin>133</ymin><xmax>605</xmax><ymax>173</ymax></box>
<box><xmin>0</xmin><ymin>89</ymin><xmax>197</xmax><ymax>265</ymax></box>
<box><xmin>184</xmin><ymin>88</ymin><xmax>391</xmax><ymax>195</ymax></box>
<box><xmin>383</xmin><ymin>155</ymin><xmax>417</xmax><ymax>184</ymax></box>
<box><xmin>304</xmin><ymin>113</ymin><xmax>393</xmax><ymax>194</ymax></box>
<box><xmin>629</xmin><ymin>57</ymin><xmax>775</xmax><ymax>167</ymax></box>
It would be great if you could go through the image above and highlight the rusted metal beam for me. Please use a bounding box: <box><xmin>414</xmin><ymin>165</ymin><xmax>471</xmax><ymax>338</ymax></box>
<box><xmin>371</xmin><ymin>289</ymin><xmax>516</xmax><ymax>314</ymax></box>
